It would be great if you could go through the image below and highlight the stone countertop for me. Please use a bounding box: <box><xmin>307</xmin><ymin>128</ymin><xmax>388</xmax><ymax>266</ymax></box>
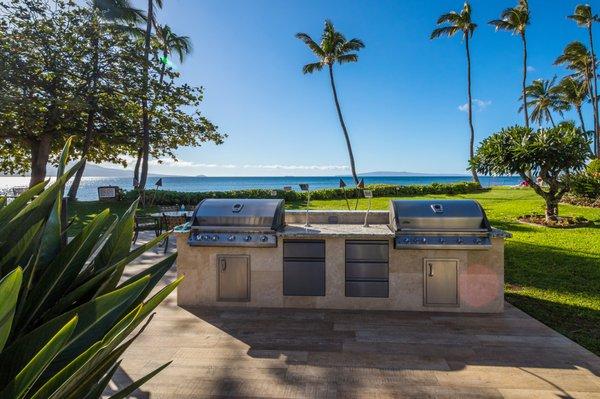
<box><xmin>279</xmin><ymin>223</ymin><xmax>395</xmax><ymax>239</ymax></box>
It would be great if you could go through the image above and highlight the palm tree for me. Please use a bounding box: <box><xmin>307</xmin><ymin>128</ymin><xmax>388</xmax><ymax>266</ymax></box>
<box><xmin>431</xmin><ymin>2</ymin><xmax>480</xmax><ymax>186</ymax></box>
<box><xmin>67</xmin><ymin>0</ymin><xmax>143</xmax><ymax>199</ymax></box>
<box><xmin>554</xmin><ymin>76</ymin><xmax>589</xmax><ymax>133</ymax></box>
<box><xmin>519</xmin><ymin>77</ymin><xmax>566</xmax><ymax>127</ymax></box>
<box><xmin>138</xmin><ymin>0</ymin><xmax>164</xmax><ymax>192</ymax></box>
<box><xmin>568</xmin><ymin>4</ymin><xmax>599</xmax><ymax>156</ymax></box>
<box><xmin>157</xmin><ymin>24</ymin><xmax>192</xmax><ymax>85</ymax></box>
<box><xmin>489</xmin><ymin>0</ymin><xmax>530</xmax><ymax>128</ymax></box>
<box><xmin>296</xmin><ymin>20</ymin><xmax>364</xmax><ymax>185</ymax></box>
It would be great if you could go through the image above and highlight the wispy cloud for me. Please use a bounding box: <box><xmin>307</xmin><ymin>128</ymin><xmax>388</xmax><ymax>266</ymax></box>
<box><xmin>527</xmin><ymin>65</ymin><xmax>535</xmax><ymax>72</ymax></box>
<box><xmin>148</xmin><ymin>159</ymin><xmax>236</xmax><ymax>168</ymax></box>
<box><xmin>458</xmin><ymin>99</ymin><xmax>492</xmax><ymax>112</ymax></box>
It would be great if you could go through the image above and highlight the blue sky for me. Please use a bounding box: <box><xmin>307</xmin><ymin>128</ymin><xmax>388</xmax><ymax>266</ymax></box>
<box><xmin>125</xmin><ymin>0</ymin><xmax>597</xmax><ymax>176</ymax></box>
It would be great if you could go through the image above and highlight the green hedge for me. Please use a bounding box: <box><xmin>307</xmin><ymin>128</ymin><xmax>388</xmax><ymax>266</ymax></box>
<box><xmin>125</xmin><ymin>182</ymin><xmax>484</xmax><ymax>206</ymax></box>
<box><xmin>569</xmin><ymin>172</ymin><xmax>600</xmax><ymax>200</ymax></box>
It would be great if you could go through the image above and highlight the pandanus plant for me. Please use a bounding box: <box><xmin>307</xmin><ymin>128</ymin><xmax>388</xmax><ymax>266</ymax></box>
<box><xmin>0</xmin><ymin>138</ymin><xmax>182</xmax><ymax>398</ymax></box>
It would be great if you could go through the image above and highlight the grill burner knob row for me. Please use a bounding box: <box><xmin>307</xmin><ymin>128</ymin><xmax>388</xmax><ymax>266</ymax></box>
<box><xmin>228</xmin><ymin>235</ymin><xmax>235</xmax><ymax>241</ymax></box>
<box><xmin>244</xmin><ymin>235</ymin><xmax>252</xmax><ymax>242</ymax></box>
<box><xmin>211</xmin><ymin>235</ymin><xmax>219</xmax><ymax>241</ymax></box>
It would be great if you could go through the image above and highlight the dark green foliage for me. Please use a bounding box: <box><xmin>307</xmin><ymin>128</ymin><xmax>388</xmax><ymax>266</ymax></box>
<box><xmin>587</xmin><ymin>159</ymin><xmax>600</xmax><ymax>175</ymax></box>
<box><xmin>0</xmin><ymin>139</ymin><xmax>181</xmax><ymax>398</ymax></box>
<box><xmin>569</xmin><ymin>171</ymin><xmax>600</xmax><ymax>200</ymax></box>
<box><xmin>125</xmin><ymin>182</ymin><xmax>484</xmax><ymax>206</ymax></box>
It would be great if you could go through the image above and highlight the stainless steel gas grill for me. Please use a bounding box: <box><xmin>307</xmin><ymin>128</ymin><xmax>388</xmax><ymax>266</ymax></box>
<box><xmin>389</xmin><ymin>200</ymin><xmax>492</xmax><ymax>250</ymax></box>
<box><xmin>188</xmin><ymin>199</ymin><xmax>285</xmax><ymax>247</ymax></box>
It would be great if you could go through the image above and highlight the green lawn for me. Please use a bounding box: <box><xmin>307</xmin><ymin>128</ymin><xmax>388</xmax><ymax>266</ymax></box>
<box><xmin>69</xmin><ymin>187</ymin><xmax>600</xmax><ymax>355</ymax></box>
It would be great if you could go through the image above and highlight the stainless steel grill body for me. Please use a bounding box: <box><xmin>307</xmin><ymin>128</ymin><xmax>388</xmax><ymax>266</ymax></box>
<box><xmin>389</xmin><ymin>200</ymin><xmax>492</xmax><ymax>250</ymax></box>
<box><xmin>188</xmin><ymin>199</ymin><xmax>285</xmax><ymax>247</ymax></box>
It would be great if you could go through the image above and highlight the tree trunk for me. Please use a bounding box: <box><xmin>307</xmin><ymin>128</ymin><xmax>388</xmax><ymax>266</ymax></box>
<box><xmin>548</xmin><ymin>112</ymin><xmax>555</xmax><ymax>128</ymax></box>
<box><xmin>68</xmin><ymin>30</ymin><xmax>100</xmax><ymax>201</ymax></box>
<box><xmin>465</xmin><ymin>36</ymin><xmax>481</xmax><ymax>186</ymax></box>
<box><xmin>589</xmin><ymin>25</ymin><xmax>600</xmax><ymax>157</ymax></box>
<box><xmin>29</xmin><ymin>135</ymin><xmax>52</xmax><ymax>187</ymax></box>
<box><xmin>577</xmin><ymin>105</ymin><xmax>587</xmax><ymax>134</ymax></box>
<box><xmin>328</xmin><ymin>64</ymin><xmax>358</xmax><ymax>185</ymax></box>
<box><xmin>139</xmin><ymin>0</ymin><xmax>153</xmax><ymax>191</ymax></box>
<box><xmin>133</xmin><ymin>147</ymin><xmax>142</xmax><ymax>188</ymax></box>
<box><xmin>521</xmin><ymin>32</ymin><xmax>529</xmax><ymax>129</ymax></box>
<box><xmin>545</xmin><ymin>198</ymin><xmax>559</xmax><ymax>222</ymax></box>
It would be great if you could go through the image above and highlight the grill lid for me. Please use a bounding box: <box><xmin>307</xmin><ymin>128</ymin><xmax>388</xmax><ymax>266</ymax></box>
<box><xmin>191</xmin><ymin>198</ymin><xmax>285</xmax><ymax>231</ymax></box>
<box><xmin>389</xmin><ymin>199</ymin><xmax>490</xmax><ymax>232</ymax></box>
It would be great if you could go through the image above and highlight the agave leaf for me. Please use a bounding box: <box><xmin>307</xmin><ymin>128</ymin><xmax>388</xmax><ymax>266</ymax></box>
<box><xmin>0</xmin><ymin>267</ymin><xmax>23</xmax><ymax>351</ymax></box>
<box><xmin>0</xmin><ymin>316</ymin><xmax>78</xmax><ymax>399</ymax></box>
<box><xmin>50</xmin><ymin>314</ymin><xmax>155</xmax><ymax>399</ymax></box>
<box><xmin>0</xmin><ymin>160</ymin><xmax>83</xmax><ymax>254</ymax></box>
<box><xmin>93</xmin><ymin>198</ymin><xmax>139</xmax><ymax>272</ymax></box>
<box><xmin>119</xmin><ymin>252</ymin><xmax>177</xmax><ymax>303</ymax></box>
<box><xmin>0</xmin><ymin>276</ymin><xmax>150</xmax><ymax>387</ymax></box>
<box><xmin>0</xmin><ymin>219</ymin><xmax>44</xmax><ymax>277</ymax></box>
<box><xmin>55</xmin><ymin>136</ymin><xmax>73</xmax><ymax>180</ymax></box>
<box><xmin>0</xmin><ymin>196</ymin><xmax>5</xmax><ymax>208</ymax></box>
<box><xmin>22</xmin><ymin>209</ymin><xmax>113</xmax><ymax>327</ymax></box>
<box><xmin>135</xmin><ymin>276</ymin><xmax>183</xmax><ymax>324</ymax></box>
<box><xmin>81</xmin><ymin>360</ymin><xmax>121</xmax><ymax>399</ymax></box>
<box><xmin>28</xmin><ymin>341</ymin><xmax>103</xmax><ymax>399</ymax></box>
<box><xmin>108</xmin><ymin>361</ymin><xmax>171</xmax><ymax>399</ymax></box>
<box><xmin>0</xmin><ymin>180</ymin><xmax>48</xmax><ymax>229</ymax></box>
<box><xmin>96</xmin><ymin>231</ymin><xmax>170</xmax><ymax>296</ymax></box>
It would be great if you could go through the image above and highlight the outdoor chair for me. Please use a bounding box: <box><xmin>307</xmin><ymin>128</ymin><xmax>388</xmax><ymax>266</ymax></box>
<box><xmin>161</xmin><ymin>214</ymin><xmax>187</xmax><ymax>254</ymax></box>
<box><xmin>133</xmin><ymin>216</ymin><xmax>162</xmax><ymax>244</ymax></box>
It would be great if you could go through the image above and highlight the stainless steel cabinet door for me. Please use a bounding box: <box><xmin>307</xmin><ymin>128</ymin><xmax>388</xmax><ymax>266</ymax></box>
<box><xmin>218</xmin><ymin>255</ymin><xmax>250</xmax><ymax>301</ymax></box>
<box><xmin>423</xmin><ymin>259</ymin><xmax>458</xmax><ymax>306</ymax></box>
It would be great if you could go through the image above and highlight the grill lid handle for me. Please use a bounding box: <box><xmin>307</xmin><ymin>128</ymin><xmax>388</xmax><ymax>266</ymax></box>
<box><xmin>430</xmin><ymin>204</ymin><xmax>444</xmax><ymax>214</ymax></box>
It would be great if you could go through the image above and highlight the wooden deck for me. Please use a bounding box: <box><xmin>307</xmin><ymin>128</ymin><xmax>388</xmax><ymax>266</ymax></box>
<box><xmin>107</xmin><ymin>234</ymin><xmax>600</xmax><ymax>398</ymax></box>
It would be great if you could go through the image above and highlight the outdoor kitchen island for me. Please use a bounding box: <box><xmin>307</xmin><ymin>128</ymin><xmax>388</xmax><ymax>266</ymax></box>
<box><xmin>175</xmin><ymin>200</ymin><xmax>510</xmax><ymax>313</ymax></box>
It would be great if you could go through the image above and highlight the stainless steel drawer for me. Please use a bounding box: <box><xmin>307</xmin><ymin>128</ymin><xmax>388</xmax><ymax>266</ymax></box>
<box><xmin>283</xmin><ymin>260</ymin><xmax>325</xmax><ymax>296</ymax></box>
<box><xmin>345</xmin><ymin>281</ymin><xmax>389</xmax><ymax>298</ymax></box>
<box><xmin>346</xmin><ymin>262</ymin><xmax>388</xmax><ymax>280</ymax></box>
<box><xmin>345</xmin><ymin>240</ymin><xmax>389</xmax><ymax>262</ymax></box>
<box><xmin>284</xmin><ymin>240</ymin><xmax>325</xmax><ymax>259</ymax></box>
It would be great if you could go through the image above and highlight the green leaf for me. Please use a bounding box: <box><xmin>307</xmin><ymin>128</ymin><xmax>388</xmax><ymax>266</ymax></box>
<box><xmin>28</xmin><ymin>341</ymin><xmax>103</xmax><ymax>399</ymax></box>
<box><xmin>0</xmin><ymin>180</ymin><xmax>48</xmax><ymax>229</ymax></box>
<box><xmin>0</xmin><ymin>316</ymin><xmax>78</xmax><ymax>399</ymax></box>
<box><xmin>93</xmin><ymin>198</ymin><xmax>139</xmax><ymax>272</ymax></box>
<box><xmin>96</xmin><ymin>231</ymin><xmax>170</xmax><ymax>296</ymax></box>
<box><xmin>22</xmin><ymin>209</ymin><xmax>113</xmax><ymax>326</ymax></box>
<box><xmin>82</xmin><ymin>360</ymin><xmax>121</xmax><ymax>399</ymax></box>
<box><xmin>108</xmin><ymin>361</ymin><xmax>171</xmax><ymax>399</ymax></box>
<box><xmin>120</xmin><ymin>252</ymin><xmax>177</xmax><ymax>303</ymax></box>
<box><xmin>0</xmin><ymin>267</ymin><xmax>23</xmax><ymax>351</ymax></box>
<box><xmin>0</xmin><ymin>276</ymin><xmax>150</xmax><ymax>387</ymax></box>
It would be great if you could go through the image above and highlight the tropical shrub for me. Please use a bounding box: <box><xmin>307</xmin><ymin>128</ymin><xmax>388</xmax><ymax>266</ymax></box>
<box><xmin>0</xmin><ymin>139</ymin><xmax>181</xmax><ymax>398</ymax></box>
<box><xmin>125</xmin><ymin>182</ymin><xmax>484</xmax><ymax>206</ymax></box>
<box><xmin>473</xmin><ymin>122</ymin><xmax>591</xmax><ymax>221</ymax></box>
<box><xmin>587</xmin><ymin>159</ymin><xmax>600</xmax><ymax>175</ymax></box>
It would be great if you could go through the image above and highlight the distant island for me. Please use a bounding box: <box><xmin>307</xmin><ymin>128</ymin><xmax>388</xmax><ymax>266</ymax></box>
<box><xmin>358</xmin><ymin>171</ymin><xmax>464</xmax><ymax>177</ymax></box>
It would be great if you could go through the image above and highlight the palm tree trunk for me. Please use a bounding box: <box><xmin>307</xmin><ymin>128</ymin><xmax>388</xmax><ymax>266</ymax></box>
<box><xmin>68</xmin><ymin>30</ymin><xmax>100</xmax><ymax>201</ymax></box>
<box><xmin>133</xmin><ymin>147</ymin><xmax>142</xmax><ymax>188</ymax></box>
<box><xmin>588</xmin><ymin>25</ymin><xmax>600</xmax><ymax>157</ymax></box>
<box><xmin>328</xmin><ymin>64</ymin><xmax>358</xmax><ymax>185</ymax></box>
<box><xmin>548</xmin><ymin>112</ymin><xmax>556</xmax><ymax>128</ymax></box>
<box><xmin>521</xmin><ymin>32</ymin><xmax>529</xmax><ymax>129</ymax></box>
<box><xmin>577</xmin><ymin>105</ymin><xmax>587</xmax><ymax>134</ymax></box>
<box><xmin>139</xmin><ymin>0</ymin><xmax>153</xmax><ymax>191</ymax></box>
<box><xmin>465</xmin><ymin>36</ymin><xmax>481</xmax><ymax>186</ymax></box>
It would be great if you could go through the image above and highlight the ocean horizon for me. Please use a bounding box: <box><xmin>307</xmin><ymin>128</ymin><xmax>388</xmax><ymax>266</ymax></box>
<box><xmin>0</xmin><ymin>175</ymin><xmax>521</xmax><ymax>201</ymax></box>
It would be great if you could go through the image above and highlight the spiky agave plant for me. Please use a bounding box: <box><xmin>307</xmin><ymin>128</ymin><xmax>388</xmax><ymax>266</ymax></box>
<box><xmin>0</xmin><ymin>137</ymin><xmax>182</xmax><ymax>398</ymax></box>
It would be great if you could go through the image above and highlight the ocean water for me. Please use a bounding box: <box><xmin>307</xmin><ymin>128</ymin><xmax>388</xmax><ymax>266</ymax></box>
<box><xmin>0</xmin><ymin>175</ymin><xmax>521</xmax><ymax>201</ymax></box>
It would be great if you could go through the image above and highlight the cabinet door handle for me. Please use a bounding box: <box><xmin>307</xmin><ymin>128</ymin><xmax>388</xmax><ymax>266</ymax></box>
<box><xmin>221</xmin><ymin>259</ymin><xmax>227</xmax><ymax>272</ymax></box>
<box><xmin>428</xmin><ymin>263</ymin><xmax>434</xmax><ymax>277</ymax></box>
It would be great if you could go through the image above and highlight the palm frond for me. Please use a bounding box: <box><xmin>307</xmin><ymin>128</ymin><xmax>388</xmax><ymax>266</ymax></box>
<box><xmin>430</xmin><ymin>26</ymin><xmax>460</xmax><ymax>39</ymax></box>
<box><xmin>302</xmin><ymin>62</ymin><xmax>324</xmax><ymax>74</ymax></box>
<box><xmin>336</xmin><ymin>54</ymin><xmax>358</xmax><ymax>65</ymax></box>
<box><xmin>295</xmin><ymin>32</ymin><xmax>325</xmax><ymax>58</ymax></box>
<box><xmin>436</xmin><ymin>11</ymin><xmax>461</xmax><ymax>25</ymax></box>
<box><xmin>339</xmin><ymin>38</ymin><xmax>364</xmax><ymax>54</ymax></box>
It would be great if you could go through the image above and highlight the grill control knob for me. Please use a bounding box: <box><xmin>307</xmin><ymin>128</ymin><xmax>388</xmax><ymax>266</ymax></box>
<box><xmin>439</xmin><ymin>237</ymin><xmax>445</xmax><ymax>244</ymax></box>
<box><xmin>475</xmin><ymin>238</ymin><xmax>482</xmax><ymax>244</ymax></box>
<box><xmin>211</xmin><ymin>235</ymin><xmax>219</xmax><ymax>241</ymax></box>
<box><xmin>457</xmin><ymin>237</ymin><xmax>463</xmax><ymax>244</ymax></box>
<box><xmin>228</xmin><ymin>235</ymin><xmax>235</xmax><ymax>241</ymax></box>
<box><xmin>422</xmin><ymin>237</ymin><xmax>427</xmax><ymax>243</ymax></box>
<box><xmin>244</xmin><ymin>235</ymin><xmax>252</xmax><ymax>242</ymax></box>
<box><xmin>403</xmin><ymin>237</ymin><xmax>410</xmax><ymax>243</ymax></box>
<box><xmin>201</xmin><ymin>235</ymin><xmax>209</xmax><ymax>241</ymax></box>
<box><xmin>260</xmin><ymin>235</ymin><xmax>269</xmax><ymax>242</ymax></box>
